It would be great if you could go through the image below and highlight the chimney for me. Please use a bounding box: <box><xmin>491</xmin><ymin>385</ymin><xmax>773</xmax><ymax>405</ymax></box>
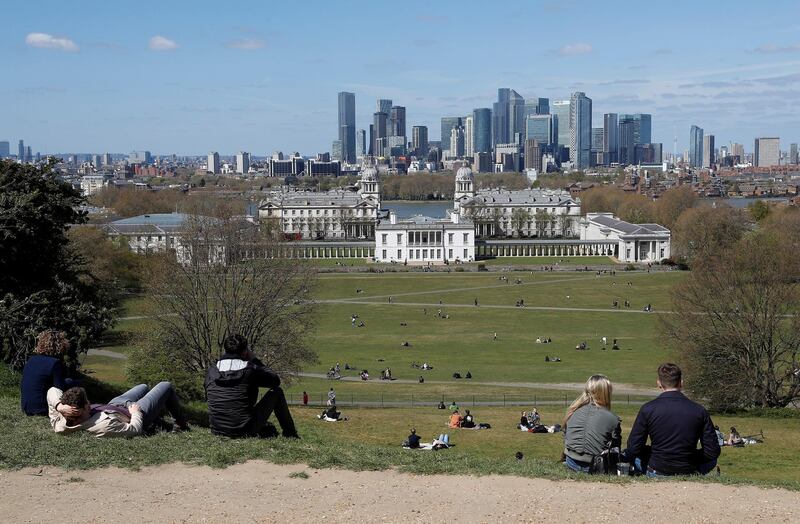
<box><xmin>389</xmin><ymin>210</ymin><xmax>397</xmax><ymax>225</ymax></box>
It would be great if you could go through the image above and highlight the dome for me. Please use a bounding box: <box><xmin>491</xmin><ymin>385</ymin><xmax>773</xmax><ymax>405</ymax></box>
<box><xmin>456</xmin><ymin>166</ymin><xmax>474</xmax><ymax>181</ymax></box>
<box><xmin>360</xmin><ymin>166</ymin><xmax>378</xmax><ymax>182</ymax></box>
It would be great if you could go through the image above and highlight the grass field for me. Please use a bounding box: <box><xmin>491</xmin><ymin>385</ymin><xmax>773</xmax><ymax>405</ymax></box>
<box><xmin>20</xmin><ymin>268</ymin><xmax>794</xmax><ymax>487</ymax></box>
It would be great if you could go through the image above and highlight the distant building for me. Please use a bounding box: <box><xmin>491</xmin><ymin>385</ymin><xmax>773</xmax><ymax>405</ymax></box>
<box><xmin>440</xmin><ymin>116</ymin><xmax>462</xmax><ymax>155</ymax></box>
<box><xmin>128</xmin><ymin>150</ymin><xmax>152</xmax><ymax>165</ymax></box>
<box><xmin>603</xmin><ymin>113</ymin><xmax>618</xmax><ymax>164</ymax></box>
<box><xmin>591</xmin><ymin>128</ymin><xmax>604</xmax><ymax>153</ymax></box>
<box><xmin>526</xmin><ymin>114</ymin><xmax>557</xmax><ymax>148</ymax></box>
<box><xmin>581</xmin><ymin>213</ymin><xmax>670</xmax><ymax>263</ymax></box>
<box><xmin>390</xmin><ymin>106</ymin><xmax>406</xmax><ymax>140</ymax></box>
<box><xmin>754</xmin><ymin>137</ymin><xmax>780</xmax><ymax>167</ymax></box>
<box><xmin>331</xmin><ymin>140</ymin><xmax>343</xmax><ymax>161</ymax></box>
<box><xmin>375</xmin><ymin>210</ymin><xmax>475</xmax><ymax>264</ymax></box>
<box><xmin>373</xmin><ymin>112</ymin><xmax>388</xmax><ymax>157</ymax></box>
<box><xmin>412</xmin><ymin>126</ymin><xmax>429</xmax><ymax>158</ymax></box>
<box><xmin>703</xmin><ymin>135</ymin><xmax>715</xmax><ymax>168</ymax></box>
<box><xmin>93</xmin><ymin>154</ymin><xmax>103</xmax><ymax>167</ymax></box>
<box><xmin>18</xmin><ymin>140</ymin><xmax>24</xmax><ymax>161</ymax></box>
<box><xmin>236</xmin><ymin>151</ymin><xmax>250</xmax><ymax>174</ymax></box>
<box><xmin>338</xmin><ymin>91</ymin><xmax>356</xmax><ymax>164</ymax></box>
<box><xmin>449</xmin><ymin>125</ymin><xmax>465</xmax><ymax>159</ymax></box>
<box><xmin>492</xmin><ymin>88</ymin><xmax>524</xmax><ymax>148</ymax></box>
<box><xmin>80</xmin><ymin>174</ymin><xmax>113</xmax><ymax>196</ymax></box>
<box><xmin>791</xmin><ymin>143</ymin><xmax>799</xmax><ymax>164</ymax></box>
<box><xmin>472</xmin><ymin>152</ymin><xmax>492</xmax><ymax>173</ymax></box>
<box><xmin>472</xmin><ymin>108</ymin><xmax>492</xmax><ymax>154</ymax></box>
<box><xmin>464</xmin><ymin>116</ymin><xmax>474</xmax><ymax>158</ymax></box>
<box><xmin>0</xmin><ymin>141</ymin><xmax>9</xmax><ymax>158</ymax></box>
<box><xmin>207</xmin><ymin>151</ymin><xmax>220</xmax><ymax>174</ymax></box>
<box><xmin>551</xmin><ymin>100</ymin><xmax>571</xmax><ymax>152</ymax></box>
<box><xmin>524</xmin><ymin>139</ymin><xmax>543</xmax><ymax>171</ymax></box>
<box><xmin>569</xmin><ymin>92</ymin><xmax>592</xmax><ymax>169</ymax></box>
<box><xmin>689</xmin><ymin>125</ymin><xmax>704</xmax><ymax>168</ymax></box>
<box><xmin>102</xmin><ymin>153</ymin><xmax>112</xmax><ymax>166</ymax></box>
<box><xmin>356</xmin><ymin>129</ymin><xmax>367</xmax><ymax>159</ymax></box>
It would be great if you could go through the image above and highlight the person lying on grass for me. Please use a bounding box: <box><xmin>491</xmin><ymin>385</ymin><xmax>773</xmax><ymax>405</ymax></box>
<box><xmin>48</xmin><ymin>382</ymin><xmax>189</xmax><ymax>438</ymax></box>
<box><xmin>205</xmin><ymin>334</ymin><xmax>299</xmax><ymax>439</ymax></box>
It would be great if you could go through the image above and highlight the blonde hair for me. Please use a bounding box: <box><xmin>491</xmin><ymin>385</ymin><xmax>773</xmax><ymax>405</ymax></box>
<box><xmin>562</xmin><ymin>375</ymin><xmax>613</xmax><ymax>428</ymax></box>
<box><xmin>34</xmin><ymin>330</ymin><xmax>70</xmax><ymax>357</ymax></box>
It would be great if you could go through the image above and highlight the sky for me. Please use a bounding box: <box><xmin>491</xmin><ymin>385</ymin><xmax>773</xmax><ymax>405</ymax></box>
<box><xmin>2</xmin><ymin>0</ymin><xmax>799</xmax><ymax>156</ymax></box>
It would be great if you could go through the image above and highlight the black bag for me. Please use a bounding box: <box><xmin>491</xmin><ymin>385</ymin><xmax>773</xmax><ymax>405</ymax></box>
<box><xmin>590</xmin><ymin>442</ymin><xmax>620</xmax><ymax>475</ymax></box>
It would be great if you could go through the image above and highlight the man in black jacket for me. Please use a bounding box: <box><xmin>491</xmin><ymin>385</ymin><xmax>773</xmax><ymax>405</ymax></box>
<box><xmin>204</xmin><ymin>334</ymin><xmax>299</xmax><ymax>439</ymax></box>
<box><xmin>625</xmin><ymin>363</ymin><xmax>720</xmax><ymax>476</ymax></box>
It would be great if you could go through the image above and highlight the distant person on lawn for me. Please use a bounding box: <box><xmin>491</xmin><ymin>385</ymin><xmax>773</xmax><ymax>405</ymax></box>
<box><xmin>21</xmin><ymin>330</ymin><xmax>80</xmax><ymax>416</ymax></box>
<box><xmin>47</xmin><ymin>382</ymin><xmax>189</xmax><ymax>437</ymax></box>
<box><xmin>562</xmin><ymin>375</ymin><xmax>621</xmax><ymax>473</ymax></box>
<box><xmin>204</xmin><ymin>334</ymin><xmax>299</xmax><ymax>439</ymax></box>
<box><xmin>449</xmin><ymin>410</ymin><xmax>463</xmax><ymax>429</ymax></box>
<box><xmin>625</xmin><ymin>363</ymin><xmax>720</xmax><ymax>476</ymax></box>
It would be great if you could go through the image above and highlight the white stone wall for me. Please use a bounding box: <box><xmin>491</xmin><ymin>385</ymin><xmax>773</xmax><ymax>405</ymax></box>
<box><xmin>375</xmin><ymin>227</ymin><xmax>474</xmax><ymax>264</ymax></box>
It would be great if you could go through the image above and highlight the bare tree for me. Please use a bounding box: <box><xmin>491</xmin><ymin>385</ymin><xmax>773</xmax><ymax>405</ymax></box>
<box><xmin>661</xmin><ymin>230</ymin><xmax>800</xmax><ymax>409</ymax></box>
<box><xmin>146</xmin><ymin>212</ymin><xmax>317</xmax><ymax>380</ymax></box>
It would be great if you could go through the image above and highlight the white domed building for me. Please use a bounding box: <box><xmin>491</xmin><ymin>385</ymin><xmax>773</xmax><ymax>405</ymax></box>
<box><xmin>257</xmin><ymin>166</ymin><xmax>384</xmax><ymax>240</ymax></box>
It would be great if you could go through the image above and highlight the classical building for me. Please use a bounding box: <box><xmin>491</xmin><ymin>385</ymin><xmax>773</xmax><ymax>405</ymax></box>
<box><xmin>452</xmin><ymin>166</ymin><xmax>581</xmax><ymax>239</ymax></box>
<box><xmin>257</xmin><ymin>167</ymin><xmax>383</xmax><ymax>240</ymax></box>
<box><xmin>580</xmin><ymin>213</ymin><xmax>670</xmax><ymax>263</ymax></box>
<box><xmin>104</xmin><ymin>212</ymin><xmax>186</xmax><ymax>254</ymax></box>
<box><xmin>374</xmin><ymin>210</ymin><xmax>475</xmax><ymax>264</ymax></box>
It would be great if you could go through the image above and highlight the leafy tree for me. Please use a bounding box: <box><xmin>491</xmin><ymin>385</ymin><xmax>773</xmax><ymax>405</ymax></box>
<box><xmin>662</xmin><ymin>230</ymin><xmax>800</xmax><ymax>410</ymax></box>
<box><xmin>747</xmin><ymin>199</ymin><xmax>770</xmax><ymax>222</ymax></box>
<box><xmin>670</xmin><ymin>205</ymin><xmax>749</xmax><ymax>265</ymax></box>
<box><xmin>534</xmin><ymin>209</ymin><xmax>552</xmax><ymax>237</ymax></box>
<box><xmin>653</xmin><ymin>186</ymin><xmax>698</xmax><ymax>229</ymax></box>
<box><xmin>510</xmin><ymin>208</ymin><xmax>532</xmax><ymax>237</ymax></box>
<box><xmin>0</xmin><ymin>160</ymin><xmax>112</xmax><ymax>369</ymax></box>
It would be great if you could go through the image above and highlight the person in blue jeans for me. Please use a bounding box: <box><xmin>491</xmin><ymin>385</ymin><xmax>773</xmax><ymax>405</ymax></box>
<box><xmin>49</xmin><ymin>382</ymin><xmax>189</xmax><ymax>437</ymax></box>
<box><xmin>624</xmin><ymin>363</ymin><xmax>720</xmax><ymax>477</ymax></box>
<box><xmin>21</xmin><ymin>330</ymin><xmax>80</xmax><ymax>416</ymax></box>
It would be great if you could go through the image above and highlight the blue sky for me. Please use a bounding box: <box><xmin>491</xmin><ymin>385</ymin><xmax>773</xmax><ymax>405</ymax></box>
<box><xmin>3</xmin><ymin>0</ymin><xmax>799</xmax><ymax>155</ymax></box>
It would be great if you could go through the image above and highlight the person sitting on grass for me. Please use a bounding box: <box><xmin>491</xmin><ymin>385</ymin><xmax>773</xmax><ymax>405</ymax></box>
<box><xmin>48</xmin><ymin>382</ymin><xmax>189</xmax><ymax>438</ymax></box>
<box><xmin>320</xmin><ymin>404</ymin><xmax>346</xmax><ymax>421</ymax></box>
<box><xmin>562</xmin><ymin>375</ymin><xmax>621</xmax><ymax>473</ymax></box>
<box><xmin>624</xmin><ymin>363</ymin><xmax>720</xmax><ymax>477</ymax></box>
<box><xmin>21</xmin><ymin>330</ymin><xmax>80</xmax><ymax>416</ymax></box>
<box><xmin>449</xmin><ymin>410</ymin><xmax>463</xmax><ymax>428</ymax></box>
<box><xmin>519</xmin><ymin>411</ymin><xmax>530</xmax><ymax>429</ymax></box>
<box><xmin>204</xmin><ymin>334</ymin><xmax>299</xmax><ymax>439</ymax></box>
<box><xmin>461</xmin><ymin>409</ymin><xmax>476</xmax><ymax>428</ymax></box>
<box><xmin>727</xmin><ymin>427</ymin><xmax>744</xmax><ymax>447</ymax></box>
<box><xmin>406</xmin><ymin>428</ymin><xmax>421</xmax><ymax>449</ymax></box>
<box><xmin>448</xmin><ymin>400</ymin><xmax>459</xmax><ymax>411</ymax></box>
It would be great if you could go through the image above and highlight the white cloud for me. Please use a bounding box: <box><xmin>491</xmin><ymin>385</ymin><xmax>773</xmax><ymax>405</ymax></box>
<box><xmin>558</xmin><ymin>43</ymin><xmax>592</xmax><ymax>56</ymax></box>
<box><xmin>754</xmin><ymin>43</ymin><xmax>800</xmax><ymax>54</ymax></box>
<box><xmin>148</xmin><ymin>35</ymin><xmax>178</xmax><ymax>51</ymax></box>
<box><xmin>226</xmin><ymin>38</ymin><xmax>265</xmax><ymax>50</ymax></box>
<box><xmin>25</xmin><ymin>32</ymin><xmax>79</xmax><ymax>52</ymax></box>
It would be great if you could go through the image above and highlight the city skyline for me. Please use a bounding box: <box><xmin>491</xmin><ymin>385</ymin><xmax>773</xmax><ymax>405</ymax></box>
<box><xmin>2</xmin><ymin>0</ymin><xmax>799</xmax><ymax>155</ymax></box>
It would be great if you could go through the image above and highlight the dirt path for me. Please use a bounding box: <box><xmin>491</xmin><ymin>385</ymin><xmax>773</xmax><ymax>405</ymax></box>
<box><xmin>3</xmin><ymin>462</ymin><xmax>796</xmax><ymax>523</ymax></box>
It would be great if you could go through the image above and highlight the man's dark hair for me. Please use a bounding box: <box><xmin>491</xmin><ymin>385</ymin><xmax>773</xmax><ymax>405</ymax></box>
<box><xmin>658</xmin><ymin>363</ymin><xmax>682</xmax><ymax>388</ymax></box>
<box><xmin>61</xmin><ymin>387</ymin><xmax>89</xmax><ymax>408</ymax></box>
<box><xmin>223</xmin><ymin>334</ymin><xmax>248</xmax><ymax>355</ymax></box>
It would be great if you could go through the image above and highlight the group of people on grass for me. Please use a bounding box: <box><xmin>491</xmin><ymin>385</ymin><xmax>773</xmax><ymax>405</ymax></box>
<box><xmin>563</xmin><ymin>363</ymin><xmax>721</xmax><ymax>476</ymax></box>
<box><xmin>21</xmin><ymin>330</ymin><xmax>299</xmax><ymax>440</ymax></box>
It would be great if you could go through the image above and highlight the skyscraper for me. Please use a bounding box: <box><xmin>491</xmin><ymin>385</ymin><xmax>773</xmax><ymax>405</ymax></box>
<box><xmin>524</xmin><ymin>97</ymin><xmax>549</xmax><ymax>116</ymax></box>
<box><xmin>472</xmin><ymin>108</ymin><xmax>492</xmax><ymax>154</ymax></box>
<box><xmin>702</xmin><ymin>135</ymin><xmax>715</xmax><ymax>168</ymax></box>
<box><xmin>551</xmin><ymin>100</ymin><xmax>571</xmax><ymax>150</ymax></box>
<box><xmin>619</xmin><ymin>117</ymin><xmax>636</xmax><ymax>164</ymax></box>
<box><xmin>450</xmin><ymin>125</ymin><xmax>465</xmax><ymax>159</ymax></box>
<box><xmin>102</xmin><ymin>153</ymin><xmax>112</xmax><ymax>166</ymax></box>
<box><xmin>441</xmin><ymin>116</ymin><xmax>462</xmax><ymax>155</ymax></box>
<box><xmin>377</xmin><ymin>99</ymin><xmax>392</xmax><ymax>136</ymax></box>
<box><xmin>236</xmin><ymin>151</ymin><xmax>249</xmax><ymax>174</ymax></box>
<box><xmin>525</xmin><ymin>114</ymin><xmax>557</xmax><ymax>147</ymax></box>
<box><xmin>689</xmin><ymin>125</ymin><xmax>704</xmax><ymax>168</ymax></box>
<box><xmin>492</xmin><ymin>88</ymin><xmax>524</xmax><ymax>147</ymax></box>
<box><xmin>790</xmin><ymin>143</ymin><xmax>798</xmax><ymax>164</ymax></box>
<box><xmin>207</xmin><ymin>151</ymin><xmax>220</xmax><ymax>174</ymax></box>
<box><xmin>389</xmin><ymin>106</ymin><xmax>406</xmax><ymax>139</ymax></box>
<box><xmin>0</xmin><ymin>141</ymin><xmax>9</xmax><ymax>157</ymax></box>
<box><xmin>337</xmin><ymin>92</ymin><xmax>356</xmax><ymax>164</ymax></box>
<box><xmin>524</xmin><ymin>139</ymin><xmax>543</xmax><ymax>171</ymax></box>
<box><xmin>356</xmin><ymin>129</ymin><xmax>367</xmax><ymax>159</ymax></box>
<box><xmin>18</xmin><ymin>140</ymin><xmax>24</xmax><ymax>160</ymax></box>
<box><xmin>602</xmin><ymin>114</ymin><xmax>618</xmax><ymax>165</ymax></box>
<box><xmin>754</xmin><ymin>137</ymin><xmax>780</xmax><ymax>167</ymax></box>
<box><xmin>412</xmin><ymin>126</ymin><xmax>429</xmax><ymax>158</ymax></box>
<box><xmin>591</xmin><ymin>128</ymin><xmax>604</xmax><ymax>152</ymax></box>
<box><xmin>569</xmin><ymin>92</ymin><xmax>592</xmax><ymax>169</ymax></box>
<box><xmin>464</xmin><ymin>116</ymin><xmax>474</xmax><ymax>158</ymax></box>
<box><xmin>373</xmin><ymin>112</ymin><xmax>388</xmax><ymax>157</ymax></box>
<box><xmin>730</xmin><ymin>143</ymin><xmax>744</xmax><ymax>162</ymax></box>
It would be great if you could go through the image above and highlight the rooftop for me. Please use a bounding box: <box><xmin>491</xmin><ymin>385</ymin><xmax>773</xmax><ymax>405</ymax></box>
<box><xmin>463</xmin><ymin>188</ymin><xmax>577</xmax><ymax>206</ymax></box>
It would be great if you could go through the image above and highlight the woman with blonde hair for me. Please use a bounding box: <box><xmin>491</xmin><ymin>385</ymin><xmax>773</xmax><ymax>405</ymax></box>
<box><xmin>21</xmin><ymin>330</ymin><xmax>78</xmax><ymax>416</ymax></box>
<box><xmin>562</xmin><ymin>374</ymin><xmax>621</xmax><ymax>473</ymax></box>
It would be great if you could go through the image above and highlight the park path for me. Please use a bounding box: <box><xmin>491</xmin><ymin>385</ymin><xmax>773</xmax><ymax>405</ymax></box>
<box><xmin>5</xmin><ymin>462</ymin><xmax>797</xmax><ymax>523</ymax></box>
<box><xmin>297</xmin><ymin>372</ymin><xmax>658</xmax><ymax>397</ymax></box>
<box><xmin>318</xmin><ymin>299</ymin><xmax>666</xmax><ymax>315</ymax></box>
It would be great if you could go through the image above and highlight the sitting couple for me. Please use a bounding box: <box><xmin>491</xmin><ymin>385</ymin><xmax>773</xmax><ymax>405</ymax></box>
<box><xmin>46</xmin><ymin>333</ymin><xmax>298</xmax><ymax>439</ymax></box>
<box><xmin>563</xmin><ymin>363</ymin><xmax>721</xmax><ymax>477</ymax></box>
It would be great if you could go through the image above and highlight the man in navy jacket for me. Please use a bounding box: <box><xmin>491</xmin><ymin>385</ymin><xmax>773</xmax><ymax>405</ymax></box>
<box><xmin>625</xmin><ymin>363</ymin><xmax>720</xmax><ymax>476</ymax></box>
